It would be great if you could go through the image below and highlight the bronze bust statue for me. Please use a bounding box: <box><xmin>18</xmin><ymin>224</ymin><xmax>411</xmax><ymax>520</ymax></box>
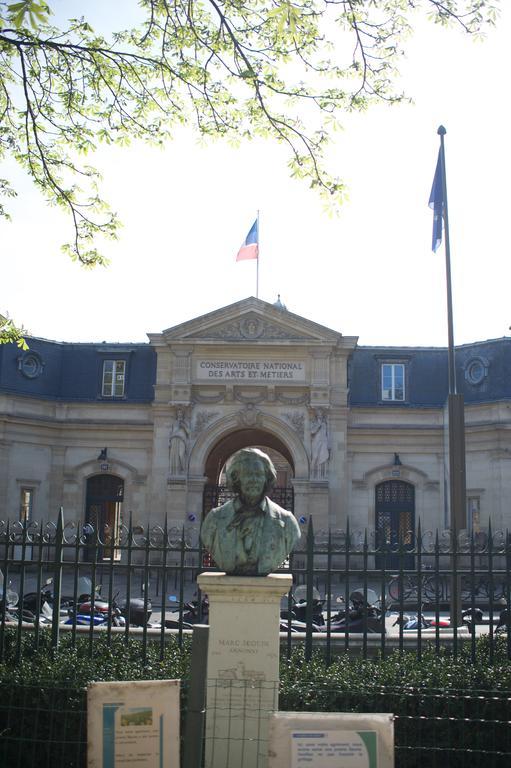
<box><xmin>200</xmin><ymin>448</ymin><xmax>301</xmax><ymax>576</ymax></box>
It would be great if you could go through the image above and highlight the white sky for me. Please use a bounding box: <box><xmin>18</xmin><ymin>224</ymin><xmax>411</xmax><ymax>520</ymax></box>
<box><xmin>1</xmin><ymin>2</ymin><xmax>510</xmax><ymax>348</ymax></box>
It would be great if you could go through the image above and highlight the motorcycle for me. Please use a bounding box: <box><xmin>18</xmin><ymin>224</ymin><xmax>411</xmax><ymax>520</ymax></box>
<box><xmin>326</xmin><ymin>589</ymin><xmax>385</xmax><ymax>634</ymax></box>
<box><xmin>22</xmin><ymin>577</ymin><xmax>76</xmax><ymax>621</ymax></box>
<box><xmin>392</xmin><ymin>611</ymin><xmax>451</xmax><ymax>631</ymax></box>
<box><xmin>67</xmin><ymin>579</ymin><xmax>126</xmax><ymax>626</ymax></box>
<box><xmin>461</xmin><ymin>607</ymin><xmax>485</xmax><ymax>632</ymax></box>
<box><xmin>281</xmin><ymin>587</ymin><xmax>385</xmax><ymax>634</ymax></box>
<box><xmin>281</xmin><ymin>585</ymin><xmax>325</xmax><ymax>627</ymax></box>
<box><xmin>164</xmin><ymin>594</ymin><xmax>209</xmax><ymax>629</ymax></box>
<box><xmin>119</xmin><ymin>588</ymin><xmax>154</xmax><ymax>627</ymax></box>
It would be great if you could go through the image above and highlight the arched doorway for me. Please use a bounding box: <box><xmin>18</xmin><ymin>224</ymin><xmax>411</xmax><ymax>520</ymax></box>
<box><xmin>85</xmin><ymin>474</ymin><xmax>124</xmax><ymax>560</ymax></box>
<box><xmin>375</xmin><ymin>480</ymin><xmax>415</xmax><ymax>569</ymax></box>
<box><xmin>202</xmin><ymin>428</ymin><xmax>295</xmax><ymax>518</ymax></box>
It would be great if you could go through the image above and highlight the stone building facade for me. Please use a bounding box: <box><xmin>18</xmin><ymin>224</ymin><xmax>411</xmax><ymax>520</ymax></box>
<box><xmin>0</xmin><ymin>297</ymin><xmax>510</xmax><ymax>546</ymax></box>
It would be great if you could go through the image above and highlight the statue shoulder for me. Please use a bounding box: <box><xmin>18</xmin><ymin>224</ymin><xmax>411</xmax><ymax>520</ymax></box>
<box><xmin>266</xmin><ymin>497</ymin><xmax>292</xmax><ymax>518</ymax></box>
<box><xmin>205</xmin><ymin>499</ymin><xmax>236</xmax><ymax>523</ymax></box>
<box><xmin>267</xmin><ymin>499</ymin><xmax>301</xmax><ymax>539</ymax></box>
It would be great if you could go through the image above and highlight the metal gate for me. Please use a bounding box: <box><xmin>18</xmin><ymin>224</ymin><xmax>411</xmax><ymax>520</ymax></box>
<box><xmin>375</xmin><ymin>480</ymin><xmax>415</xmax><ymax>569</ymax></box>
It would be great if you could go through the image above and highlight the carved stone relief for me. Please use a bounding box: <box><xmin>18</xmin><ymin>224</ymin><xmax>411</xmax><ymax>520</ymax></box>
<box><xmin>192</xmin><ymin>410</ymin><xmax>220</xmax><ymax>438</ymax></box>
<box><xmin>283</xmin><ymin>411</ymin><xmax>305</xmax><ymax>440</ymax></box>
<box><xmin>192</xmin><ymin>316</ymin><xmax>312</xmax><ymax>341</ymax></box>
<box><xmin>234</xmin><ymin>388</ymin><xmax>267</xmax><ymax>405</ymax></box>
<box><xmin>237</xmin><ymin>404</ymin><xmax>263</xmax><ymax>428</ymax></box>
<box><xmin>276</xmin><ymin>391</ymin><xmax>309</xmax><ymax>405</ymax></box>
<box><xmin>192</xmin><ymin>390</ymin><xmax>225</xmax><ymax>404</ymax></box>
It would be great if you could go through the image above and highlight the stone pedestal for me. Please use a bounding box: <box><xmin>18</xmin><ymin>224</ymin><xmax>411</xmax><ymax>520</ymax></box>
<box><xmin>197</xmin><ymin>572</ymin><xmax>292</xmax><ymax>768</ymax></box>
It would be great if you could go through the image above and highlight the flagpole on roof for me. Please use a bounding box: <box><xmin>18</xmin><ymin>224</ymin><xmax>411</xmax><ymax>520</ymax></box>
<box><xmin>256</xmin><ymin>210</ymin><xmax>260</xmax><ymax>299</ymax></box>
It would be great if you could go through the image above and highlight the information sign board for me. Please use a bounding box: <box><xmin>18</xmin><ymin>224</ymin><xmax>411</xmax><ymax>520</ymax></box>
<box><xmin>87</xmin><ymin>679</ymin><xmax>180</xmax><ymax>768</ymax></box>
<box><xmin>268</xmin><ymin>713</ymin><xmax>394</xmax><ymax>768</ymax></box>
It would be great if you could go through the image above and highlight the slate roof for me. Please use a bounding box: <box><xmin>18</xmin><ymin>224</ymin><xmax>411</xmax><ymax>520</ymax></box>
<box><xmin>0</xmin><ymin>334</ymin><xmax>509</xmax><ymax>406</ymax></box>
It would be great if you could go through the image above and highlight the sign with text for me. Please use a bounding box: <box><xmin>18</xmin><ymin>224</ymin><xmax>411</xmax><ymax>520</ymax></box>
<box><xmin>268</xmin><ymin>713</ymin><xmax>394</xmax><ymax>768</ymax></box>
<box><xmin>87</xmin><ymin>679</ymin><xmax>180</xmax><ymax>768</ymax></box>
<box><xmin>196</xmin><ymin>359</ymin><xmax>306</xmax><ymax>382</ymax></box>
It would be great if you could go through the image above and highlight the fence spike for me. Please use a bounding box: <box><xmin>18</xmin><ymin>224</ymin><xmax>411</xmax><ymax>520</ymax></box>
<box><xmin>51</xmin><ymin>507</ymin><xmax>64</xmax><ymax>654</ymax></box>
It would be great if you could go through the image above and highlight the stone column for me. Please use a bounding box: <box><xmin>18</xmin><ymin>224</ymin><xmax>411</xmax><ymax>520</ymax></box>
<box><xmin>197</xmin><ymin>572</ymin><xmax>292</xmax><ymax>768</ymax></box>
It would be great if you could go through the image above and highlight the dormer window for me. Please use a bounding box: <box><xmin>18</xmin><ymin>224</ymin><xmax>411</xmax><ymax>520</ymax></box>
<box><xmin>381</xmin><ymin>363</ymin><xmax>405</xmax><ymax>402</ymax></box>
<box><xmin>102</xmin><ymin>360</ymin><xmax>126</xmax><ymax>397</ymax></box>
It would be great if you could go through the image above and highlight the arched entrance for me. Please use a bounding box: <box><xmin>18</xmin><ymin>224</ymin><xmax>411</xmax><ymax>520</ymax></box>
<box><xmin>85</xmin><ymin>474</ymin><xmax>124</xmax><ymax>560</ymax></box>
<box><xmin>375</xmin><ymin>480</ymin><xmax>415</xmax><ymax>569</ymax></box>
<box><xmin>202</xmin><ymin>428</ymin><xmax>295</xmax><ymax>518</ymax></box>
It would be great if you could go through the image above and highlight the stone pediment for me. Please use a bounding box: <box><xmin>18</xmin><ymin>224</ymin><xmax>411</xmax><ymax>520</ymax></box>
<box><xmin>159</xmin><ymin>297</ymin><xmax>345</xmax><ymax>346</ymax></box>
<box><xmin>192</xmin><ymin>313</ymin><xmax>312</xmax><ymax>342</ymax></box>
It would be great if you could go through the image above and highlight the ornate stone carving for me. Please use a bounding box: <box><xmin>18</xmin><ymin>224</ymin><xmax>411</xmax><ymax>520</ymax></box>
<box><xmin>192</xmin><ymin>410</ymin><xmax>220</xmax><ymax>438</ymax></box>
<box><xmin>197</xmin><ymin>320</ymin><xmax>243</xmax><ymax>340</ymax></box>
<box><xmin>237</xmin><ymin>404</ymin><xmax>263</xmax><ymax>428</ymax></box>
<box><xmin>283</xmin><ymin>411</ymin><xmax>305</xmax><ymax>440</ymax></box>
<box><xmin>263</xmin><ymin>322</ymin><xmax>305</xmax><ymax>340</ymax></box>
<box><xmin>234</xmin><ymin>389</ymin><xmax>267</xmax><ymax>405</ymax></box>
<box><xmin>276</xmin><ymin>391</ymin><xmax>309</xmax><ymax>405</ymax></box>
<box><xmin>192</xmin><ymin>316</ymin><xmax>312</xmax><ymax>341</ymax></box>
<box><xmin>240</xmin><ymin>316</ymin><xmax>264</xmax><ymax>339</ymax></box>
<box><xmin>192</xmin><ymin>390</ymin><xmax>225</xmax><ymax>404</ymax></box>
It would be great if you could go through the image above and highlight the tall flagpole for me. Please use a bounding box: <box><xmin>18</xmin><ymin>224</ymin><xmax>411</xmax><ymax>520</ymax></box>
<box><xmin>439</xmin><ymin>126</ymin><xmax>456</xmax><ymax>396</ymax></box>
<box><xmin>256</xmin><ymin>210</ymin><xmax>260</xmax><ymax>298</ymax></box>
<box><xmin>435</xmin><ymin>125</ymin><xmax>467</xmax><ymax>628</ymax></box>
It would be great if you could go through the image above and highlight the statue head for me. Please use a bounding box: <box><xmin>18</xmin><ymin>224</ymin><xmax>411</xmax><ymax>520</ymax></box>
<box><xmin>226</xmin><ymin>448</ymin><xmax>277</xmax><ymax>501</ymax></box>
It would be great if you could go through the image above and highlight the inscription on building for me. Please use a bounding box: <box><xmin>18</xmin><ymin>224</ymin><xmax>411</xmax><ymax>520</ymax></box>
<box><xmin>196</xmin><ymin>360</ymin><xmax>306</xmax><ymax>381</ymax></box>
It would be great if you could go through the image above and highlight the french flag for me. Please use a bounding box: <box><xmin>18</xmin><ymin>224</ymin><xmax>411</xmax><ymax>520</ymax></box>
<box><xmin>236</xmin><ymin>219</ymin><xmax>259</xmax><ymax>261</ymax></box>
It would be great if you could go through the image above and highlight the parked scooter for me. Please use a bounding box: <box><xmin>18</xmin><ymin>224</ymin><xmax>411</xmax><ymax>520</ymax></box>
<box><xmin>281</xmin><ymin>587</ymin><xmax>385</xmax><ymax>634</ymax></box>
<box><xmin>120</xmin><ymin>594</ymin><xmax>154</xmax><ymax>628</ymax></box>
<box><xmin>281</xmin><ymin>585</ymin><xmax>325</xmax><ymax>627</ymax></box>
<box><xmin>66</xmin><ymin>579</ymin><xmax>125</xmax><ymax>626</ymax></box>
<box><xmin>392</xmin><ymin>609</ymin><xmax>451</xmax><ymax>631</ymax></box>
<box><xmin>327</xmin><ymin>589</ymin><xmax>385</xmax><ymax>634</ymax></box>
<box><xmin>22</xmin><ymin>577</ymin><xmax>76</xmax><ymax>621</ymax></box>
<box><xmin>461</xmin><ymin>607</ymin><xmax>485</xmax><ymax>632</ymax></box>
<box><xmin>164</xmin><ymin>594</ymin><xmax>209</xmax><ymax>629</ymax></box>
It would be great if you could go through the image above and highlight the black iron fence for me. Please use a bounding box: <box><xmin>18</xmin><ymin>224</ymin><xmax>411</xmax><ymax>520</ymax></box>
<box><xmin>1</xmin><ymin>511</ymin><xmax>510</xmax><ymax>663</ymax></box>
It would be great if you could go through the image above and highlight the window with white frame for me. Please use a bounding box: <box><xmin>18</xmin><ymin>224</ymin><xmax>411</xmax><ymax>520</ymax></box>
<box><xmin>20</xmin><ymin>487</ymin><xmax>34</xmax><ymax>521</ymax></box>
<box><xmin>102</xmin><ymin>360</ymin><xmax>126</xmax><ymax>397</ymax></box>
<box><xmin>381</xmin><ymin>363</ymin><xmax>405</xmax><ymax>402</ymax></box>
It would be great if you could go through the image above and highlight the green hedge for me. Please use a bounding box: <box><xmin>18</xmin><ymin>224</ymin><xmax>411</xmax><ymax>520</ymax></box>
<box><xmin>1</xmin><ymin>631</ymin><xmax>510</xmax><ymax>768</ymax></box>
<box><xmin>0</xmin><ymin>630</ymin><xmax>192</xmax><ymax>768</ymax></box>
<box><xmin>280</xmin><ymin>638</ymin><xmax>511</xmax><ymax>768</ymax></box>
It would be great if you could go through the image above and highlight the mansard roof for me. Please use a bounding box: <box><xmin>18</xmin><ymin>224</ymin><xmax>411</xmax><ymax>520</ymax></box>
<box><xmin>0</xmin><ymin>337</ymin><xmax>155</xmax><ymax>402</ymax></box>
<box><xmin>350</xmin><ymin>337</ymin><xmax>511</xmax><ymax>407</ymax></box>
<box><xmin>0</xmin><ymin>298</ymin><xmax>509</xmax><ymax>406</ymax></box>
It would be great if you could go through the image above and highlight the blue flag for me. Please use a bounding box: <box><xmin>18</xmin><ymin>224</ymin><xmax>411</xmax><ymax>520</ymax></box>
<box><xmin>428</xmin><ymin>148</ymin><xmax>444</xmax><ymax>252</ymax></box>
